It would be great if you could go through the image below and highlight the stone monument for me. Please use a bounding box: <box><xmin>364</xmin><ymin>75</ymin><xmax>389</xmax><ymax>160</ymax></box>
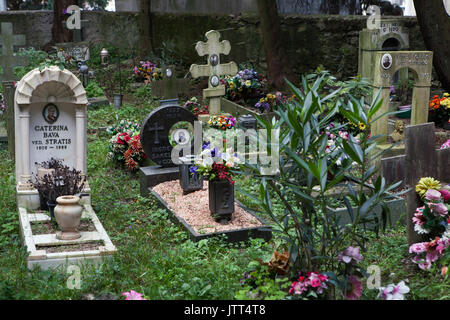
<box><xmin>139</xmin><ymin>103</ymin><xmax>199</xmax><ymax>196</ymax></box>
<box><xmin>14</xmin><ymin>66</ymin><xmax>116</xmax><ymax>269</ymax></box>
<box><xmin>151</xmin><ymin>65</ymin><xmax>189</xmax><ymax>105</ymax></box>
<box><xmin>189</xmin><ymin>30</ymin><xmax>238</xmax><ymax>120</ymax></box>
<box><xmin>358</xmin><ymin>19</ymin><xmax>409</xmax><ymax>83</ymax></box>
<box><xmin>371</xmin><ymin>51</ymin><xmax>433</xmax><ymax>143</ymax></box>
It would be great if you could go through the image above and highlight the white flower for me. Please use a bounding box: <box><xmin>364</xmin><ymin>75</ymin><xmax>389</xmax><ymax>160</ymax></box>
<box><xmin>414</xmin><ymin>224</ymin><xmax>429</xmax><ymax>234</ymax></box>
<box><xmin>378</xmin><ymin>281</ymin><xmax>410</xmax><ymax>300</ymax></box>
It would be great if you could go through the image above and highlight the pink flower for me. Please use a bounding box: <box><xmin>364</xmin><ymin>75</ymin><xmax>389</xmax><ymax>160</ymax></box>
<box><xmin>345</xmin><ymin>276</ymin><xmax>363</xmax><ymax>300</ymax></box>
<box><xmin>440</xmin><ymin>189</ymin><xmax>450</xmax><ymax>203</ymax></box>
<box><xmin>122</xmin><ymin>290</ymin><xmax>147</xmax><ymax>300</ymax></box>
<box><xmin>425</xmin><ymin>189</ymin><xmax>441</xmax><ymax>201</ymax></box>
<box><xmin>378</xmin><ymin>281</ymin><xmax>410</xmax><ymax>300</ymax></box>
<box><xmin>429</xmin><ymin>203</ymin><xmax>448</xmax><ymax>217</ymax></box>
<box><xmin>409</xmin><ymin>242</ymin><xmax>427</xmax><ymax>254</ymax></box>
<box><xmin>337</xmin><ymin>246</ymin><xmax>363</xmax><ymax>264</ymax></box>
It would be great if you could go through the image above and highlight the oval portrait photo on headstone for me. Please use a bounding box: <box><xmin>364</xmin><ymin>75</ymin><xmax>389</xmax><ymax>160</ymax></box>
<box><xmin>42</xmin><ymin>103</ymin><xmax>59</xmax><ymax>124</ymax></box>
<box><xmin>172</xmin><ymin>128</ymin><xmax>190</xmax><ymax>146</ymax></box>
<box><xmin>381</xmin><ymin>53</ymin><xmax>393</xmax><ymax>70</ymax></box>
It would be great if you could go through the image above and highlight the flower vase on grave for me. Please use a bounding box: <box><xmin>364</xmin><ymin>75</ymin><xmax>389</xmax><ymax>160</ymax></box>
<box><xmin>208</xmin><ymin>179</ymin><xmax>234</xmax><ymax>223</ymax></box>
<box><xmin>54</xmin><ymin>195</ymin><xmax>83</xmax><ymax>240</ymax></box>
<box><xmin>179</xmin><ymin>156</ymin><xmax>203</xmax><ymax>194</ymax></box>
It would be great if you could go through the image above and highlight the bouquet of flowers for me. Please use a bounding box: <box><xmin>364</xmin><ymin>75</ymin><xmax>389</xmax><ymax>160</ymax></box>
<box><xmin>133</xmin><ymin>60</ymin><xmax>163</xmax><ymax>83</ymax></box>
<box><xmin>106</xmin><ymin>119</ymin><xmax>140</xmax><ymax>137</ymax></box>
<box><xmin>183</xmin><ymin>97</ymin><xmax>209</xmax><ymax>117</ymax></box>
<box><xmin>429</xmin><ymin>93</ymin><xmax>450</xmax><ymax>127</ymax></box>
<box><xmin>255</xmin><ymin>92</ymin><xmax>287</xmax><ymax>112</ymax></box>
<box><xmin>207</xmin><ymin>115</ymin><xmax>236</xmax><ymax>130</ymax></box>
<box><xmin>221</xmin><ymin>68</ymin><xmax>267</xmax><ymax>101</ymax></box>
<box><xmin>409</xmin><ymin>177</ymin><xmax>450</xmax><ymax>270</ymax></box>
<box><xmin>107</xmin><ymin>120</ymin><xmax>147</xmax><ymax>172</ymax></box>
<box><xmin>192</xmin><ymin>143</ymin><xmax>240</xmax><ymax>185</ymax></box>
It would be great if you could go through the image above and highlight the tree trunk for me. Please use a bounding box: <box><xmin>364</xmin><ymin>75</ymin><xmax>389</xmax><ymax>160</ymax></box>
<box><xmin>413</xmin><ymin>0</ymin><xmax>450</xmax><ymax>91</ymax></box>
<box><xmin>256</xmin><ymin>0</ymin><xmax>295</xmax><ymax>90</ymax></box>
<box><xmin>43</xmin><ymin>0</ymin><xmax>76</xmax><ymax>51</ymax></box>
<box><xmin>138</xmin><ymin>0</ymin><xmax>153</xmax><ymax>58</ymax></box>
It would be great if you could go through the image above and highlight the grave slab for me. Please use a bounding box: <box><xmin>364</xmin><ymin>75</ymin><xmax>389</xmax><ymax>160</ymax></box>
<box><xmin>19</xmin><ymin>205</ymin><xmax>117</xmax><ymax>270</ymax></box>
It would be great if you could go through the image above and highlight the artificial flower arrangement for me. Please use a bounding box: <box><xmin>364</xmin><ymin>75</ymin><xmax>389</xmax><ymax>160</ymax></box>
<box><xmin>191</xmin><ymin>143</ymin><xmax>240</xmax><ymax>185</ymax></box>
<box><xmin>183</xmin><ymin>97</ymin><xmax>209</xmax><ymax>117</ymax></box>
<box><xmin>409</xmin><ymin>177</ymin><xmax>450</xmax><ymax>271</ymax></box>
<box><xmin>106</xmin><ymin>119</ymin><xmax>140</xmax><ymax>136</ymax></box>
<box><xmin>207</xmin><ymin>115</ymin><xmax>237</xmax><ymax>130</ymax></box>
<box><xmin>221</xmin><ymin>68</ymin><xmax>267</xmax><ymax>102</ymax></box>
<box><xmin>441</xmin><ymin>139</ymin><xmax>450</xmax><ymax>150</ymax></box>
<box><xmin>429</xmin><ymin>93</ymin><xmax>450</xmax><ymax>127</ymax></box>
<box><xmin>254</xmin><ymin>92</ymin><xmax>288</xmax><ymax>113</ymax></box>
<box><xmin>133</xmin><ymin>60</ymin><xmax>163</xmax><ymax>83</ymax></box>
<box><xmin>107</xmin><ymin>120</ymin><xmax>147</xmax><ymax>172</ymax></box>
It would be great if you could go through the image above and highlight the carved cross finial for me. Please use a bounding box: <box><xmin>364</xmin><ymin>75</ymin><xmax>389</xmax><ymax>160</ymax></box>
<box><xmin>189</xmin><ymin>30</ymin><xmax>238</xmax><ymax>89</ymax></box>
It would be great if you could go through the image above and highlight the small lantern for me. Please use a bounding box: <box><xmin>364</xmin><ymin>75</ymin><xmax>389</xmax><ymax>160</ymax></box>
<box><xmin>238</xmin><ymin>114</ymin><xmax>257</xmax><ymax>130</ymax></box>
<box><xmin>79</xmin><ymin>61</ymin><xmax>89</xmax><ymax>87</ymax></box>
<box><xmin>100</xmin><ymin>48</ymin><xmax>109</xmax><ymax>65</ymax></box>
<box><xmin>179</xmin><ymin>155</ymin><xmax>203</xmax><ymax>194</ymax></box>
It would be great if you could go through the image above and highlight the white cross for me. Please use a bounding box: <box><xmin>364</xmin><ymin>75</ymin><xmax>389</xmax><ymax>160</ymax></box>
<box><xmin>189</xmin><ymin>30</ymin><xmax>238</xmax><ymax>89</ymax></box>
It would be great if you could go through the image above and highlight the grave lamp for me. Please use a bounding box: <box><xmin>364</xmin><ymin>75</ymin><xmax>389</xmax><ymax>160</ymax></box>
<box><xmin>179</xmin><ymin>155</ymin><xmax>203</xmax><ymax>195</ymax></box>
<box><xmin>100</xmin><ymin>48</ymin><xmax>108</xmax><ymax>66</ymax></box>
<box><xmin>238</xmin><ymin>114</ymin><xmax>257</xmax><ymax>130</ymax></box>
<box><xmin>78</xmin><ymin>61</ymin><xmax>89</xmax><ymax>87</ymax></box>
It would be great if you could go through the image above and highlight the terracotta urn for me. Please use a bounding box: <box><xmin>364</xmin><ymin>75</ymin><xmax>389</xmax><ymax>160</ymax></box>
<box><xmin>54</xmin><ymin>195</ymin><xmax>83</xmax><ymax>240</ymax></box>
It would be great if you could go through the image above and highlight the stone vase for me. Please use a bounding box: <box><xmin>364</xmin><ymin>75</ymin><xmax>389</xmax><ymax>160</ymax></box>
<box><xmin>208</xmin><ymin>179</ymin><xmax>234</xmax><ymax>223</ymax></box>
<box><xmin>54</xmin><ymin>195</ymin><xmax>83</xmax><ymax>240</ymax></box>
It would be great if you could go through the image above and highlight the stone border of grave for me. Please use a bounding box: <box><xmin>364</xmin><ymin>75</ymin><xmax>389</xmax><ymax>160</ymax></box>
<box><xmin>326</xmin><ymin>195</ymin><xmax>405</xmax><ymax>228</ymax></box>
<box><xmin>221</xmin><ymin>98</ymin><xmax>279</xmax><ymax>123</ymax></box>
<box><xmin>148</xmin><ymin>186</ymin><xmax>272</xmax><ymax>243</ymax></box>
<box><xmin>19</xmin><ymin>204</ymin><xmax>117</xmax><ymax>270</ymax></box>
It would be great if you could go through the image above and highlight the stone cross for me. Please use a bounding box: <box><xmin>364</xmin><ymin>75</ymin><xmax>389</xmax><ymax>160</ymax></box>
<box><xmin>0</xmin><ymin>22</ymin><xmax>28</xmax><ymax>82</ymax></box>
<box><xmin>151</xmin><ymin>65</ymin><xmax>189</xmax><ymax>103</ymax></box>
<box><xmin>189</xmin><ymin>30</ymin><xmax>238</xmax><ymax>116</ymax></box>
<box><xmin>381</xmin><ymin>123</ymin><xmax>450</xmax><ymax>245</ymax></box>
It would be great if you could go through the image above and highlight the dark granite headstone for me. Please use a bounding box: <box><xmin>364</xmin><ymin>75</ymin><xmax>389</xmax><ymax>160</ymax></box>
<box><xmin>139</xmin><ymin>103</ymin><xmax>197</xmax><ymax>196</ymax></box>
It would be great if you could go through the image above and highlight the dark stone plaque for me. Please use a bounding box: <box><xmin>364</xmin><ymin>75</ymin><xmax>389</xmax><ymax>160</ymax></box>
<box><xmin>140</xmin><ymin>104</ymin><xmax>196</xmax><ymax>167</ymax></box>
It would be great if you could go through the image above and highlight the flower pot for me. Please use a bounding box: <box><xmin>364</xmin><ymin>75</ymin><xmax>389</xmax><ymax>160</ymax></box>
<box><xmin>208</xmin><ymin>179</ymin><xmax>234</xmax><ymax>223</ymax></box>
<box><xmin>179</xmin><ymin>156</ymin><xmax>203</xmax><ymax>194</ymax></box>
<box><xmin>54</xmin><ymin>195</ymin><xmax>83</xmax><ymax>240</ymax></box>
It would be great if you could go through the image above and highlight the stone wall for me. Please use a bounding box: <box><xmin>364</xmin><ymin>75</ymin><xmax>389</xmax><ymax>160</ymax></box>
<box><xmin>0</xmin><ymin>11</ymin><xmax>425</xmax><ymax>79</ymax></box>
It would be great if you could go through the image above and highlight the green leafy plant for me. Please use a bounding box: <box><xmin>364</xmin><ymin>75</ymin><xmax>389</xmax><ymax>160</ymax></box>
<box><xmin>237</xmin><ymin>71</ymin><xmax>403</xmax><ymax>299</ymax></box>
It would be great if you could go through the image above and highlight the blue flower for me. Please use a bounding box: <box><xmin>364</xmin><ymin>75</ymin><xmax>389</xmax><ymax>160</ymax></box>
<box><xmin>189</xmin><ymin>165</ymin><xmax>198</xmax><ymax>178</ymax></box>
<box><xmin>202</xmin><ymin>142</ymin><xmax>210</xmax><ymax>150</ymax></box>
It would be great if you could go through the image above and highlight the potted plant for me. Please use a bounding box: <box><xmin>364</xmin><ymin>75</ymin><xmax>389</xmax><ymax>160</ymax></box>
<box><xmin>33</xmin><ymin>159</ymin><xmax>86</xmax><ymax>239</ymax></box>
<box><xmin>192</xmin><ymin>144</ymin><xmax>241</xmax><ymax>223</ymax></box>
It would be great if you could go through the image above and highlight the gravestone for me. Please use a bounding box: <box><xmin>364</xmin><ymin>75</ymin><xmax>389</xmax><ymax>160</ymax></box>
<box><xmin>358</xmin><ymin>19</ymin><xmax>409</xmax><ymax>83</ymax></box>
<box><xmin>14</xmin><ymin>66</ymin><xmax>90</xmax><ymax>204</ymax></box>
<box><xmin>371</xmin><ymin>51</ymin><xmax>433</xmax><ymax>143</ymax></box>
<box><xmin>381</xmin><ymin>123</ymin><xmax>450</xmax><ymax>245</ymax></box>
<box><xmin>14</xmin><ymin>66</ymin><xmax>116</xmax><ymax>269</ymax></box>
<box><xmin>56</xmin><ymin>42</ymin><xmax>90</xmax><ymax>63</ymax></box>
<box><xmin>0</xmin><ymin>22</ymin><xmax>28</xmax><ymax>82</ymax></box>
<box><xmin>151</xmin><ymin>65</ymin><xmax>189</xmax><ymax>105</ymax></box>
<box><xmin>189</xmin><ymin>30</ymin><xmax>238</xmax><ymax>118</ymax></box>
<box><xmin>139</xmin><ymin>103</ymin><xmax>198</xmax><ymax>196</ymax></box>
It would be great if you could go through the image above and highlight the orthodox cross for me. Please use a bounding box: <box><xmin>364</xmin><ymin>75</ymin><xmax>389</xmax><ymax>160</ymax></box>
<box><xmin>189</xmin><ymin>30</ymin><xmax>238</xmax><ymax>115</ymax></box>
<box><xmin>0</xmin><ymin>22</ymin><xmax>28</xmax><ymax>82</ymax></box>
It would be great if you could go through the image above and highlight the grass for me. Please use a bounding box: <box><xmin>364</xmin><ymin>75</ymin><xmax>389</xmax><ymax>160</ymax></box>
<box><xmin>0</xmin><ymin>100</ymin><xmax>447</xmax><ymax>300</ymax></box>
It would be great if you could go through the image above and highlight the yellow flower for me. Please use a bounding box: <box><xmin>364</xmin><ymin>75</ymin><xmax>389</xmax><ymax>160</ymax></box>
<box><xmin>416</xmin><ymin>177</ymin><xmax>442</xmax><ymax>198</ymax></box>
<box><xmin>230</xmin><ymin>82</ymin><xmax>235</xmax><ymax>89</ymax></box>
<box><xmin>444</xmin><ymin>93</ymin><xmax>449</xmax><ymax>97</ymax></box>
<box><xmin>245</xmin><ymin>80</ymin><xmax>251</xmax><ymax>87</ymax></box>
<box><xmin>358</xmin><ymin>122</ymin><xmax>366</xmax><ymax>131</ymax></box>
